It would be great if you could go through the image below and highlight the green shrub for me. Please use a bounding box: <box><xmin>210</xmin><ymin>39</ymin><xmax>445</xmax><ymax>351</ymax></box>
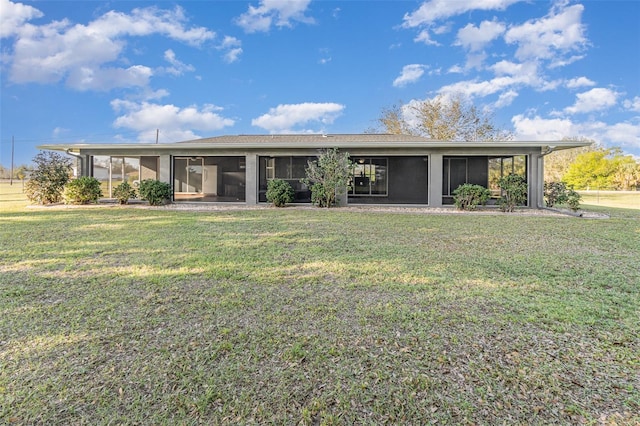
<box><xmin>266</xmin><ymin>179</ymin><xmax>294</xmax><ymax>207</ymax></box>
<box><xmin>497</xmin><ymin>174</ymin><xmax>528</xmax><ymax>212</ymax></box>
<box><xmin>138</xmin><ymin>179</ymin><xmax>172</xmax><ymax>206</ymax></box>
<box><xmin>544</xmin><ymin>181</ymin><xmax>581</xmax><ymax>211</ymax></box>
<box><xmin>24</xmin><ymin>151</ymin><xmax>73</xmax><ymax>205</ymax></box>
<box><xmin>113</xmin><ymin>181</ymin><xmax>137</xmax><ymax>205</ymax></box>
<box><xmin>62</xmin><ymin>177</ymin><xmax>103</xmax><ymax>205</ymax></box>
<box><xmin>452</xmin><ymin>184</ymin><xmax>491</xmax><ymax>211</ymax></box>
<box><xmin>566</xmin><ymin>189</ymin><xmax>582</xmax><ymax>212</ymax></box>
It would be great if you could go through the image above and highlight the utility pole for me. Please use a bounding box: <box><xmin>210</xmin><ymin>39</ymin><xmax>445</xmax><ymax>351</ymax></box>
<box><xmin>10</xmin><ymin>136</ymin><xmax>14</xmax><ymax>186</ymax></box>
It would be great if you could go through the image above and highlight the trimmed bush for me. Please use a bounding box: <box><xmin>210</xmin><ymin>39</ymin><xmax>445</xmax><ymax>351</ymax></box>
<box><xmin>452</xmin><ymin>184</ymin><xmax>491</xmax><ymax>211</ymax></box>
<box><xmin>63</xmin><ymin>176</ymin><xmax>103</xmax><ymax>205</ymax></box>
<box><xmin>113</xmin><ymin>181</ymin><xmax>137</xmax><ymax>205</ymax></box>
<box><xmin>497</xmin><ymin>174</ymin><xmax>528</xmax><ymax>212</ymax></box>
<box><xmin>24</xmin><ymin>151</ymin><xmax>73</xmax><ymax>205</ymax></box>
<box><xmin>266</xmin><ymin>179</ymin><xmax>294</xmax><ymax>207</ymax></box>
<box><xmin>138</xmin><ymin>179</ymin><xmax>172</xmax><ymax>206</ymax></box>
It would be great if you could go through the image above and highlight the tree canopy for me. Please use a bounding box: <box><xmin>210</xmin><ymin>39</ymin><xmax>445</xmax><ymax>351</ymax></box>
<box><xmin>371</xmin><ymin>94</ymin><xmax>513</xmax><ymax>141</ymax></box>
<box><xmin>563</xmin><ymin>147</ymin><xmax>640</xmax><ymax>190</ymax></box>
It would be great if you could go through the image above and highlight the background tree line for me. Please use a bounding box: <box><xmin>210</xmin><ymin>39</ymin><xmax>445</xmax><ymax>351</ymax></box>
<box><xmin>371</xmin><ymin>95</ymin><xmax>640</xmax><ymax>191</ymax></box>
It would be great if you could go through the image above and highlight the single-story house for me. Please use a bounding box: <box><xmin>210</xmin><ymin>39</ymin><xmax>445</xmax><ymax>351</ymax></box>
<box><xmin>38</xmin><ymin>134</ymin><xmax>590</xmax><ymax>208</ymax></box>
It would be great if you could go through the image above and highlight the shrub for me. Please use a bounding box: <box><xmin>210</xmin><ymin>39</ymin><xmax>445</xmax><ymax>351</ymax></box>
<box><xmin>24</xmin><ymin>151</ymin><xmax>73</xmax><ymax>205</ymax></box>
<box><xmin>544</xmin><ymin>181</ymin><xmax>581</xmax><ymax>211</ymax></box>
<box><xmin>138</xmin><ymin>179</ymin><xmax>172</xmax><ymax>206</ymax></box>
<box><xmin>566</xmin><ymin>189</ymin><xmax>582</xmax><ymax>212</ymax></box>
<box><xmin>301</xmin><ymin>148</ymin><xmax>354</xmax><ymax>208</ymax></box>
<box><xmin>497</xmin><ymin>174</ymin><xmax>527</xmax><ymax>212</ymax></box>
<box><xmin>63</xmin><ymin>177</ymin><xmax>103</xmax><ymax>204</ymax></box>
<box><xmin>113</xmin><ymin>181</ymin><xmax>137</xmax><ymax>205</ymax></box>
<box><xmin>266</xmin><ymin>179</ymin><xmax>294</xmax><ymax>207</ymax></box>
<box><xmin>452</xmin><ymin>184</ymin><xmax>491</xmax><ymax>211</ymax></box>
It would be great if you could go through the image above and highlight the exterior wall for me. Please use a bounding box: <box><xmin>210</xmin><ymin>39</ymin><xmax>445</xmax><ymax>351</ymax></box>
<box><xmin>70</xmin><ymin>143</ymin><xmax>549</xmax><ymax>208</ymax></box>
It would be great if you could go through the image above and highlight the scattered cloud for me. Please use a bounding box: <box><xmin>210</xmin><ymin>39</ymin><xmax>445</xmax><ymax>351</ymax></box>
<box><xmin>504</xmin><ymin>3</ymin><xmax>587</xmax><ymax>62</ymax></box>
<box><xmin>455</xmin><ymin>20</ymin><xmax>506</xmax><ymax>52</ymax></box>
<box><xmin>111</xmin><ymin>99</ymin><xmax>235</xmax><ymax>142</ymax></box>
<box><xmin>566</xmin><ymin>76</ymin><xmax>596</xmax><ymax>89</ymax></box>
<box><xmin>403</xmin><ymin>0</ymin><xmax>519</xmax><ymax>44</ymax></box>
<box><xmin>236</xmin><ymin>0</ymin><xmax>314</xmax><ymax>33</ymax></box>
<box><xmin>564</xmin><ymin>87</ymin><xmax>619</xmax><ymax>115</ymax></box>
<box><xmin>162</xmin><ymin>49</ymin><xmax>195</xmax><ymax>76</ymax></box>
<box><xmin>393</xmin><ymin>64</ymin><xmax>425</xmax><ymax>87</ymax></box>
<box><xmin>512</xmin><ymin>113</ymin><xmax>640</xmax><ymax>152</ymax></box>
<box><xmin>0</xmin><ymin>0</ymin><xmax>43</xmax><ymax>38</ymax></box>
<box><xmin>623</xmin><ymin>96</ymin><xmax>640</xmax><ymax>112</ymax></box>
<box><xmin>5</xmin><ymin>3</ymin><xmax>214</xmax><ymax>90</ymax></box>
<box><xmin>217</xmin><ymin>36</ymin><xmax>243</xmax><ymax>63</ymax></box>
<box><xmin>251</xmin><ymin>102</ymin><xmax>345</xmax><ymax>133</ymax></box>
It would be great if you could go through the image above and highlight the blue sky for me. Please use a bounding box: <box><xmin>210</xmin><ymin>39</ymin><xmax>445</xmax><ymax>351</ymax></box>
<box><xmin>1</xmin><ymin>0</ymin><xmax>639</xmax><ymax>167</ymax></box>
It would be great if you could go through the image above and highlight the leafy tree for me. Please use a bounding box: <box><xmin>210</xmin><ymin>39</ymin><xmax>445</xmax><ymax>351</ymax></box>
<box><xmin>611</xmin><ymin>155</ymin><xmax>640</xmax><ymax>190</ymax></box>
<box><xmin>63</xmin><ymin>177</ymin><xmax>103</xmax><ymax>204</ymax></box>
<box><xmin>266</xmin><ymin>178</ymin><xmax>294</xmax><ymax>207</ymax></box>
<box><xmin>371</xmin><ymin>94</ymin><xmax>512</xmax><ymax>141</ymax></box>
<box><xmin>563</xmin><ymin>148</ymin><xmax>618</xmax><ymax>190</ymax></box>
<box><xmin>302</xmin><ymin>148</ymin><xmax>354</xmax><ymax>208</ymax></box>
<box><xmin>24</xmin><ymin>151</ymin><xmax>73</xmax><ymax>204</ymax></box>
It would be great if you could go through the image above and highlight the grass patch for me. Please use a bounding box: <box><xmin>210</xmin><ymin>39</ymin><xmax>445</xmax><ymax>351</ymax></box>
<box><xmin>579</xmin><ymin>190</ymin><xmax>640</xmax><ymax>210</ymax></box>
<box><xmin>1</xmin><ymin>185</ymin><xmax>639</xmax><ymax>424</ymax></box>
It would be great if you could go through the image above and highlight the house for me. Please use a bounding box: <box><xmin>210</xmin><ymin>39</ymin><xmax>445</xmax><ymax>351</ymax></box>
<box><xmin>38</xmin><ymin>134</ymin><xmax>590</xmax><ymax>208</ymax></box>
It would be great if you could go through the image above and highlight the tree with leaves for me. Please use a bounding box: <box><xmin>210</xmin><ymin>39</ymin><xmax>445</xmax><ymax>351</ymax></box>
<box><xmin>24</xmin><ymin>151</ymin><xmax>73</xmax><ymax>204</ymax></box>
<box><xmin>302</xmin><ymin>148</ymin><xmax>354</xmax><ymax>208</ymax></box>
<box><xmin>563</xmin><ymin>147</ymin><xmax>640</xmax><ymax>190</ymax></box>
<box><xmin>544</xmin><ymin>137</ymin><xmax>597</xmax><ymax>182</ymax></box>
<box><xmin>371</xmin><ymin>94</ymin><xmax>513</xmax><ymax>141</ymax></box>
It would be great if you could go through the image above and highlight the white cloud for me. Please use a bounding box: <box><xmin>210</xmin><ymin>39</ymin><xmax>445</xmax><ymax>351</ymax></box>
<box><xmin>512</xmin><ymin>113</ymin><xmax>640</xmax><ymax>152</ymax></box>
<box><xmin>0</xmin><ymin>0</ymin><xmax>43</xmax><ymax>38</ymax></box>
<box><xmin>393</xmin><ymin>64</ymin><xmax>425</xmax><ymax>88</ymax></box>
<box><xmin>566</xmin><ymin>76</ymin><xmax>596</xmax><ymax>89</ymax></box>
<box><xmin>455</xmin><ymin>20</ymin><xmax>506</xmax><ymax>52</ymax></box>
<box><xmin>111</xmin><ymin>99</ymin><xmax>235</xmax><ymax>142</ymax></box>
<box><xmin>216</xmin><ymin>36</ymin><xmax>243</xmax><ymax>63</ymax></box>
<box><xmin>162</xmin><ymin>49</ymin><xmax>195</xmax><ymax>76</ymax></box>
<box><xmin>493</xmin><ymin>89</ymin><xmax>518</xmax><ymax>108</ymax></box>
<box><xmin>564</xmin><ymin>88</ymin><xmax>619</xmax><ymax>115</ymax></box>
<box><xmin>67</xmin><ymin>65</ymin><xmax>153</xmax><ymax>91</ymax></box>
<box><xmin>236</xmin><ymin>0</ymin><xmax>314</xmax><ymax>33</ymax></box>
<box><xmin>6</xmin><ymin>3</ymin><xmax>214</xmax><ymax>90</ymax></box>
<box><xmin>251</xmin><ymin>102</ymin><xmax>345</xmax><ymax>133</ymax></box>
<box><xmin>623</xmin><ymin>96</ymin><xmax>640</xmax><ymax>112</ymax></box>
<box><xmin>504</xmin><ymin>3</ymin><xmax>587</xmax><ymax>62</ymax></box>
<box><xmin>403</xmin><ymin>0</ymin><xmax>519</xmax><ymax>28</ymax></box>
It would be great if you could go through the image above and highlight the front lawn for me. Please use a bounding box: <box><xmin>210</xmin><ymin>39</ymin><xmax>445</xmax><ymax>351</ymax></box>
<box><xmin>1</xmin><ymin>192</ymin><xmax>639</xmax><ymax>424</ymax></box>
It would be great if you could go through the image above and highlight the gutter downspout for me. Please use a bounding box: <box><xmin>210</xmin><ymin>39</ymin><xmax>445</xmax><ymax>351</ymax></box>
<box><xmin>536</xmin><ymin>146</ymin><xmax>556</xmax><ymax>208</ymax></box>
<box><xmin>65</xmin><ymin>149</ymin><xmax>87</xmax><ymax>177</ymax></box>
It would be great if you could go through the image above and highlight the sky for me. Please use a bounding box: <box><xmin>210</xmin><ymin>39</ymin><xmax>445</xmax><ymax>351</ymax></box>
<box><xmin>1</xmin><ymin>0</ymin><xmax>639</xmax><ymax>167</ymax></box>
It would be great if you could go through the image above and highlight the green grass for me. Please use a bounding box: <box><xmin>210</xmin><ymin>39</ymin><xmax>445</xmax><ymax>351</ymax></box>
<box><xmin>579</xmin><ymin>190</ymin><xmax>640</xmax><ymax>210</ymax></box>
<box><xmin>1</xmin><ymin>183</ymin><xmax>639</xmax><ymax>424</ymax></box>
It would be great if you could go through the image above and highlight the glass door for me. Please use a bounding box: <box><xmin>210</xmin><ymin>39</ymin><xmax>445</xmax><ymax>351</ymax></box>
<box><xmin>174</xmin><ymin>157</ymin><xmax>203</xmax><ymax>195</ymax></box>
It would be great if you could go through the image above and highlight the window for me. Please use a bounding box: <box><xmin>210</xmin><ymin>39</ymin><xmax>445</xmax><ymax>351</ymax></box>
<box><xmin>442</xmin><ymin>158</ymin><xmax>468</xmax><ymax>196</ymax></box>
<box><xmin>92</xmin><ymin>155</ymin><xmax>145</xmax><ymax>198</ymax></box>
<box><xmin>488</xmin><ymin>156</ymin><xmax>527</xmax><ymax>196</ymax></box>
<box><xmin>350</xmin><ymin>158</ymin><xmax>388</xmax><ymax>196</ymax></box>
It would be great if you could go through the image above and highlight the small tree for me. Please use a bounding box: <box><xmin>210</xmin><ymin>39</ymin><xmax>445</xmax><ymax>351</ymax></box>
<box><xmin>452</xmin><ymin>184</ymin><xmax>491</xmax><ymax>211</ymax></box>
<box><xmin>24</xmin><ymin>151</ymin><xmax>73</xmax><ymax>204</ymax></box>
<box><xmin>266</xmin><ymin>179</ymin><xmax>294</xmax><ymax>207</ymax></box>
<box><xmin>497</xmin><ymin>174</ymin><xmax>527</xmax><ymax>212</ymax></box>
<box><xmin>63</xmin><ymin>177</ymin><xmax>103</xmax><ymax>204</ymax></box>
<box><xmin>138</xmin><ymin>179</ymin><xmax>172</xmax><ymax>206</ymax></box>
<box><xmin>113</xmin><ymin>181</ymin><xmax>137</xmax><ymax>205</ymax></box>
<box><xmin>301</xmin><ymin>148</ymin><xmax>354</xmax><ymax>208</ymax></box>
